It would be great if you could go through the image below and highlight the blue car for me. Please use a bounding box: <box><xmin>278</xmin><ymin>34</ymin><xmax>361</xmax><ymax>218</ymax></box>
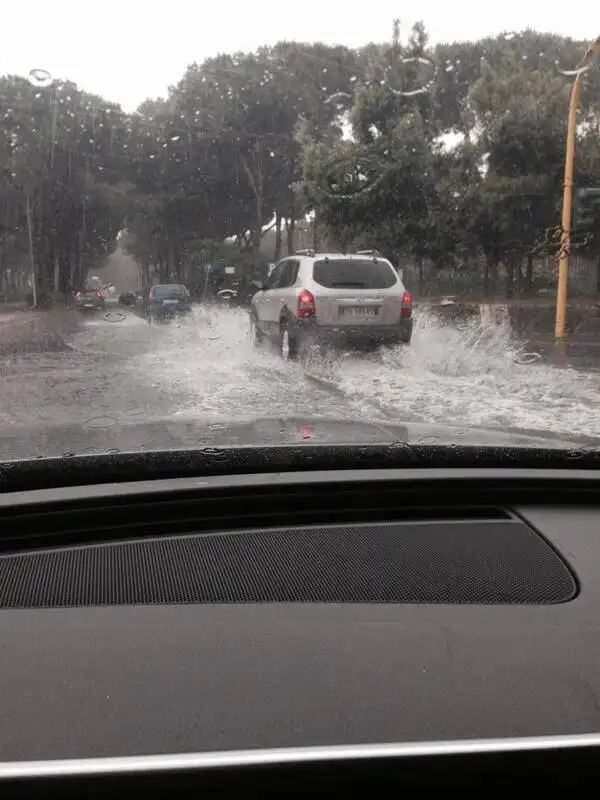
<box><xmin>146</xmin><ymin>284</ymin><xmax>192</xmax><ymax>322</ymax></box>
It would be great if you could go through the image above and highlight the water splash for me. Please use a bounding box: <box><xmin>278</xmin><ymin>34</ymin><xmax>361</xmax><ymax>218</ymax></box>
<box><xmin>334</xmin><ymin>309</ymin><xmax>600</xmax><ymax>437</ymax></box>
<box><xmin>132</xmin><ymin>304</ymin><xmax>600</xmax><ymax>441</ymax></box>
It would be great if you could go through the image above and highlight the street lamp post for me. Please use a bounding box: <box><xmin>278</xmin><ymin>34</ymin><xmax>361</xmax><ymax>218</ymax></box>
<box><xmin>555</xmin><ymin>37</ymin><xmax>600</xmax><ymax>341</ymax></box>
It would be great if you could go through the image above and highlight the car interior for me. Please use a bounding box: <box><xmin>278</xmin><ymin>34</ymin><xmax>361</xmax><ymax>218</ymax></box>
<box><xmin>1</xmin><ymin>443</ymin><xmax>600</xmax><ymax>794</ymax></box>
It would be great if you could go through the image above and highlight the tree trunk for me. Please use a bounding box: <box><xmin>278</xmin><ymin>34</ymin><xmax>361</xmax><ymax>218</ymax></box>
<box><xmin>25</xmin><ymin>194</ymin><xmax>37</xmax><ymax>307</ymax></box>
<box><xmin>506</xmin><ymin>259</ymin><xmax>514</xmax><ymax>298</ymax></box>
<box><xmin>239</xmin><ymin>147</ymin><xmax>264</xmax><ymax>253</ymax></box>
<box><xmin>484</xmin><ymin>257</ymin><xmax>490</xmax><ymax>298</ymax></box>
<box><xmin>274</xmin><ymin>212</ymin><xmax>282</xmax><ymax>261</ymax></box>
<box><xmin>526</xmin><ymin>253</ymin><xmax>534</xmax><ymax>294</ymax></box>
<box><xmin>286</xmin><ymin>217</ymin><xmax>295</xmax><ymax>255</ymax></box>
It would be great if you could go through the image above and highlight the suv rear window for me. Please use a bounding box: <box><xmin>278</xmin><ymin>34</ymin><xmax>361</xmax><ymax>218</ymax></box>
<box><xmin>312</xmin><ymin>259</ymin><xmax>398</xmax><ymax>289</ymax></box>
<box><xmin>152</xmin><ymin>285</ymin><xmax>188</xmax><ymax>297</ymax></box>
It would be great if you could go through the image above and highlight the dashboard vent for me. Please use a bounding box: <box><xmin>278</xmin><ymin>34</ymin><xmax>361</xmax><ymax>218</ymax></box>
<box><xmin>0</xmin><ymin>519</ymin><xmax>576</xmax><ymax>607</ymax></box>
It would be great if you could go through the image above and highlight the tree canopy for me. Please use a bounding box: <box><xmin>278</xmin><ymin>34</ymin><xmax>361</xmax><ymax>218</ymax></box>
<box><xmin>1</xmin><ymin>25</ymin><xmax>599</xmax><ymax>301</ymax></box>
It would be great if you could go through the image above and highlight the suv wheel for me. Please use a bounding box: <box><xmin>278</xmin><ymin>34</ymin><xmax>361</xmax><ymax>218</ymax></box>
<box><xmin>251</xmin><ymin>313</ymin><xmax>263</xmax><ymax>345</ymax></box>
<box><xmin>279</xmin><ymin>320</ymin><xmax>298</xmax><ymax>361</ymax></box>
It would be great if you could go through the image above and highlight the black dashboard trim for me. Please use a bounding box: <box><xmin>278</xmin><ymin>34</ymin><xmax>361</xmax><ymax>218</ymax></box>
<box><xmin>1</xmin><ymin>444</ymin><xmax>599</xmax><ymax>493</ymax></box>
<box><xmin>1</xmin><ymin>466</ymin><xmax>600</xmax><ymax>507</ymax></box>
<box><xmin>0</xmin><ymin>469</ymin><xmax>599</xmax><ymax>553</ymax></box>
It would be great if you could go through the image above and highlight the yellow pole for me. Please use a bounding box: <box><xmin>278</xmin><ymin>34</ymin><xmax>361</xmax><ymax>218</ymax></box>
<box><xmin>554</xmin><ymin>72</ymin><xmax>584</xmax><ymax>340</ymax></box>
<box><xmin>555</xmin><ymin>36</ymin><xmax>600</xmax><ymax>340</ymax></box>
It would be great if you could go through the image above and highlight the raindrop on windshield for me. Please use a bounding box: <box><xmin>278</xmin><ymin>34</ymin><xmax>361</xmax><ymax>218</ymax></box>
<box><xmin>558</xmin><ymin>64</ymin><xmax>594</xmax><ymax>76</ymax></box>
<box><xmin>390</xmin><ymin>56</ymin><xmax>437</xmax><ymax>97</ymax></box>
<box><xmin>28</xmin><ymin>68</ymin><xmax>52</xmax><ymax>88</ymax></box>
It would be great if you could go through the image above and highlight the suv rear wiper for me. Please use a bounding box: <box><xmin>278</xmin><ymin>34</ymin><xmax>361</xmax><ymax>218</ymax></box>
<box><xmin>330</xmin><ymin>282</ymin><xmax>369</xmax><ymax>288</ymax></box>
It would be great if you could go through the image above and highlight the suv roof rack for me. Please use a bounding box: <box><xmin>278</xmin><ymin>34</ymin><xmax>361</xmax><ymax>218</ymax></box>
<box><xmin>295</xmin><ymin>248</ymin><xmax>315</xmax><ymax>257</ymax></box>
<box><xmin>356</xmin><ymin>249</ymin><xmax>382</xmax><ymax>257</ymax></box>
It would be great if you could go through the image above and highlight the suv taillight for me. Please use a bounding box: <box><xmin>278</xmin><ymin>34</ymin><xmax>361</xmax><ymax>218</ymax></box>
<box><xmin>297</xmin><ymin>289</ymin><xmax>315</xmax><ymax>319</ymax></box>
<box><xmin>400</xmin><ymin>291</ymin><xmax>412</xmax><ymax>318</ymax></box>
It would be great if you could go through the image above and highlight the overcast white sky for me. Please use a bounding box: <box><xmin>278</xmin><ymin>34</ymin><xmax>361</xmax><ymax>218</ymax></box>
<box><xmin>3</xmin><ymin>1</ymin><xmax>600</xmax><ymax>112</ymax></box>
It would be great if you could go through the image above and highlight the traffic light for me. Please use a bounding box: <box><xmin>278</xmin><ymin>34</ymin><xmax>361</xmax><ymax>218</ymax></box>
<box><xmin>573</xmin><ymin>187</ymin><xmax>600</xmax><ymax>233</ymax></box>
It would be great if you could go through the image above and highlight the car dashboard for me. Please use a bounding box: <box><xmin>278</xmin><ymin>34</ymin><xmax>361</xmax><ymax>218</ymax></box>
<box><xmin>1</xmin><ymin>443</ymin><xmax>600</xmax><ymax>794</ymax></box>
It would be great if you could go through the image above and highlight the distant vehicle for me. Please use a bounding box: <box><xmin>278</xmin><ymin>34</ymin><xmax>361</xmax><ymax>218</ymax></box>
<box><xmin>119</xmin><ymin>291</ymin><xmax>137</xmax><ymax>307</ymax></box>
<box><xmin>250</xmin><ymin>252</ymin><xmax>413</xmax><ymax>360</ymax></box>
<box><xmin>75</xmin><ymin>288</ymin><xmax>105</xmax><ymax>312</ymax></box>
<box><xmin>146</xmin><ymin>284</ymin><xmax>192</xmax><ymax>322</ymax></box>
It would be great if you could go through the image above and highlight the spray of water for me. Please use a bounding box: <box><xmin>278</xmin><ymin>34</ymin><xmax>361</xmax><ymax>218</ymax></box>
<box><xmin>333</xmin><ymin>310</ymin><xmax>600</xmax><ymax>438</ymax></box>
<box><xmin>133</xmin><ymin>305</ymin><xmax>600</xmax><ymax>441</ymax></box>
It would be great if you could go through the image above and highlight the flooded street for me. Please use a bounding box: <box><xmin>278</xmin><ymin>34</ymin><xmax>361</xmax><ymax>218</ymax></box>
<box><xmin>0</xmin><ymin>303</ymin><xmax>599</xmax><ymax>460</ymax></box>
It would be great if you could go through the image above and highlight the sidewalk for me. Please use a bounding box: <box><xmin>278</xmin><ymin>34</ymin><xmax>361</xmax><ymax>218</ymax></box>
<box><xmin>0</xmin><ymin>309</ymin><xmax>79</xmax><ymax>355</ymax></box>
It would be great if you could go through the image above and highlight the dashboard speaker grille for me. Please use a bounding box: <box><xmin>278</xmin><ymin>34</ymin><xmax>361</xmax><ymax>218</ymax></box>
<box><xmin>0</xmin><ymin>520</ymin><xmax>576</xmax><ymax>607</ymax></box>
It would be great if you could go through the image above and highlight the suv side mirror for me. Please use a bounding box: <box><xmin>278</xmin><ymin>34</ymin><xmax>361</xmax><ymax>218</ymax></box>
<box><xmin>251</xmin><ymin>279</ymin><xmax>266</xmax><ymax>291</ymax></box>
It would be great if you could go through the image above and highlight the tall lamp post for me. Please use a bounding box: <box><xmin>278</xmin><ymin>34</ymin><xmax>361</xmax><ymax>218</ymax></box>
<box><xmin>555</xmin><ymin>37</ymin><xmax>600</xmax><ymax>341</ymax></box>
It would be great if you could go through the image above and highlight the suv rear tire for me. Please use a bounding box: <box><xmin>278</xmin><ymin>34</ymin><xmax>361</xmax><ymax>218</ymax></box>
<box><xmin>251</xmin><ymin>313</ymin><xmax>263</xmax><ymax>346</ymax></box>
<box><xmin>279</xmin><ymin>319</ymin><xmax>298</xmax><ymax>361</ymax></box>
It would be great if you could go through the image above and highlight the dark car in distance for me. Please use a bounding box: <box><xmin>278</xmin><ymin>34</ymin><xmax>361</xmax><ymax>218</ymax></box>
<box><xmin>75</xmin><ymin>288</ymin><xmax>105</xmax><ymax>312</ymax></box>
<box><xmin>145</xmin><ymin>284</ymin><xmax>192</xmax><ymax>322</ymax></box>
<box><xmin>119</xmin><ymin>291</ymin><xmax>137</xmax><ymax>307</ymax></box>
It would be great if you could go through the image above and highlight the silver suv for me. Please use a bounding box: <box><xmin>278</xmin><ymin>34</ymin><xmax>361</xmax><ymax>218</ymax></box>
<box><xmin>250</xmin><ymin>250</ymin><xmax>413</xmax><ymax>359</ymax></box>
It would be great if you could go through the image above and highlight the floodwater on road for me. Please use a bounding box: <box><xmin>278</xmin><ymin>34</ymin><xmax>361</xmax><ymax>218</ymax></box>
<box><xmin>0</xmin><ymin>303</ymin><xmax>599</xmax><ymax>459</ymax></box>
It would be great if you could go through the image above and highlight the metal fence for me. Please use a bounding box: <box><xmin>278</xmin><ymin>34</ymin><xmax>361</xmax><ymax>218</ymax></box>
<box><xmin>401</xmin><ymin>255</ymin><xmax>600</xmax><ymax>299</ymax></box>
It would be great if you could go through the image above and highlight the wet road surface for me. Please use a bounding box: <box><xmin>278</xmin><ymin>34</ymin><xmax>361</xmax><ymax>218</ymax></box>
<box><xmin>1</xmin><ymin>304</ymin><xmax>600</xmax><ymax>460</ymax></box>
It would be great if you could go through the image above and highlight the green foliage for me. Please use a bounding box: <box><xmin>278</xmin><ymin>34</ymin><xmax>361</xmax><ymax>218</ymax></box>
<box><xmin>573</xmin><ymin>187</ymin><xmax>600</xmax><ymax>233</ymax></box>
<box><xmin>2</xmin><ymin>26</ymin><xmax>600</xmax><ymax>301</ymax></box>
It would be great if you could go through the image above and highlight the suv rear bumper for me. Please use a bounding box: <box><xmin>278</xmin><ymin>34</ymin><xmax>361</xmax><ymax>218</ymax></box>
<box><xmin>147</xmin><ymin>305</ymin><xmax>191</xmax><ymax>315</ymax></box>
<box><xmin>293</xmin><ymin>318</ymin><xmax>413</xmax><ymax>346</ymax></box>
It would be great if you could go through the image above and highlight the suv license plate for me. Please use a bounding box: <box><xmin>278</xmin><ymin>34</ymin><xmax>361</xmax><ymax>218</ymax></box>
<box><xmin>343</xmin><ymin>307</ymin><xmax>379</xmax><ymax>318</ymax></box>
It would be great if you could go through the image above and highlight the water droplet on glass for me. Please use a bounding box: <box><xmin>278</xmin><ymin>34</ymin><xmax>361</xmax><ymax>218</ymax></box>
<box><xmin>28</xmin><ymin>68</ymin><xmax>52</xmax><ymax>87</ymax></box>
<box><xmin>558</xmin><ymin>64</ymin><xmax>593</xmax><ymax>77</ymax></box>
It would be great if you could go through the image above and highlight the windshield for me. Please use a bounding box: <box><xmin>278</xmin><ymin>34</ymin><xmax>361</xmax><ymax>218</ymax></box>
<box><xmin>1</xmin><ymin>7</ymin><xmax>600</xmax><ymax>459</ymax></box>
<box><xmin>313</xmin><ymin>259</ymin><xmax>398</xmax><ymax>289</ymax></box>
